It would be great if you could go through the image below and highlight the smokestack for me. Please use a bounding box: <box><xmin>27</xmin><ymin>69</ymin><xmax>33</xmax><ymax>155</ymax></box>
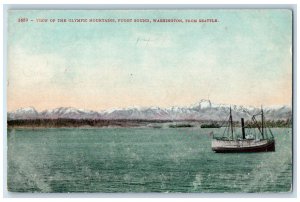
<box><xmin>241</xmin><ymin>118</ymin><xmax>245</xmax><ymax>139</ymax></box>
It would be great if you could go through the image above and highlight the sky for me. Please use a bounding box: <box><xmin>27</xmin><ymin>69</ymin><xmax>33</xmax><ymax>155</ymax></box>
<box><xmin>7</xmin><ymin>10</ymin><xmax>292</xmax><ymax>111</ymax></box>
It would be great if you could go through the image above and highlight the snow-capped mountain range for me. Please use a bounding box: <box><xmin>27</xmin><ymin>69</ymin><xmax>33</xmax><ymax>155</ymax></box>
<box><xmin>8</xmin><ymin>99</ymin><xmax>292</xmax><ymax>121</ymax></box>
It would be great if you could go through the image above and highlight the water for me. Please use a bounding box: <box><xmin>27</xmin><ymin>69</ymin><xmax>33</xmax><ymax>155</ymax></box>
<box><xmin>7</xmin><ymin>127</ymin><xmax>292</xmax><ymax>193</ymax></box>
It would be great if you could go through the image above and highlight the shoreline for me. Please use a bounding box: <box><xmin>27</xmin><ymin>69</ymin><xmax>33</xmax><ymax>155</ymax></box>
<box><xmin>7</xmin><ymin>120</ymin><xmax>203</xmax><ymax>129</ymax></box>
<box><xmin>7</xmin><ymin>118</ymin><xmax>292</xmax><ymax>129</ymax></box>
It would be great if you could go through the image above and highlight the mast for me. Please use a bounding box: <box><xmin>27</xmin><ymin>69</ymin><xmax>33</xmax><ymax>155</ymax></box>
<box><xmin>230</xmin><ymin>106</ymin><xmax>234</xmax><ymax>140</ymax></box>
<box><xmin>261</xmin><ymin>106</ymin><xmax>264</xmax><ymax>139</ymax></box>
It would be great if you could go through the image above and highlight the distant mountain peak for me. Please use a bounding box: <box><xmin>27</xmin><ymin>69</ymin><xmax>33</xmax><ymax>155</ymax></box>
<box><xmin>15</xmin><ymin>106</ymin><xmax>37</xmax><ymax>113</ymax></box>
<box><xmin>8</xmin><ymin>101</ymin><xmax>292</xmax><ymax>121</ymax></box>
<box><xmin>199</xmin><ymin>99</ymin><xmax>212</xmax><ymax>108</ymax></box>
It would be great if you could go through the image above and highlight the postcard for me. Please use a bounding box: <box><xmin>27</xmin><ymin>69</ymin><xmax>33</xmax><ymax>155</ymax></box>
<box><xmin>6</xmin><ymin>9</ymin><xmax>292</xmax><ymax>193</ymax></box>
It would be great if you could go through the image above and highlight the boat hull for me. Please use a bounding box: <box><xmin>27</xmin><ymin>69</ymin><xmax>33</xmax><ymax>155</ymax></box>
<box><xmin>212</xmin><ymin>139</ymin><xmax>275</xmax><ymax>153</ymax></box>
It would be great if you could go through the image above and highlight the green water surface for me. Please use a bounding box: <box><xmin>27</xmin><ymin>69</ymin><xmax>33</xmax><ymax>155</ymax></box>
<box><xmin>7</xmin><ymin>127</ymin><xmax>292</xmax><ymax>193</ymax></box>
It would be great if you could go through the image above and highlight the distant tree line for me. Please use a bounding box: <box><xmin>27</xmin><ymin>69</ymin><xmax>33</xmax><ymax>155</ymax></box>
<box><xmin>169</xmin><ymin>123</ymin><xmax>193</xmax><ymax>128</ymax></box>
<box><xmin>243</xmin><ymin>119</ymin><xmax>292</xmax><ymax>128</ymax></box>
<box><xmin>7</xmin><ymin>119</ymin><xmax>172</xmax><ymax>128</ymax></box>
<box><xmin>7</xmin><ymin>118</ymin><xmax>292</xmax><ymax>128</ymax></box>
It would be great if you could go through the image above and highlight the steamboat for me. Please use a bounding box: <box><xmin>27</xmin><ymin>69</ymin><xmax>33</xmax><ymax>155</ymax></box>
<box><xmin>211</xmin><ymin>107</ymin><xmax>275</xmax><ymax>153</ymax></box>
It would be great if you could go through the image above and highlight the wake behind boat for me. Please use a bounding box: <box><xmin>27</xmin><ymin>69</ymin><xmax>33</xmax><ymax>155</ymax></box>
<box><xmin>212</xmin><ymin>107</ymin><xmax>275</xmax><ymax>153</ymax></box>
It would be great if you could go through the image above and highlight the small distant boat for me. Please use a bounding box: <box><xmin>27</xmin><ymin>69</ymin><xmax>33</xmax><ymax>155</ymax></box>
<box><xmin>211</xmin><ymin>107</ymin><xmax>275</xmax><ymax>153</ymax></box>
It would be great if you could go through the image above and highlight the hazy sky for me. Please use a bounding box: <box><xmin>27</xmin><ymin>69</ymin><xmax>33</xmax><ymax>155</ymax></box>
<box><xmin>7</xmin><ymin>10</ymin><xmax>292</xmax><ymax>111</ymax></box>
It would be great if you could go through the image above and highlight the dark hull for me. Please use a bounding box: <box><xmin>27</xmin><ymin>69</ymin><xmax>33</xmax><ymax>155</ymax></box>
<box><xmin>213</xmin><ymin>140</ymin><xmax>275</xmax><ymax>153</ymax></box>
